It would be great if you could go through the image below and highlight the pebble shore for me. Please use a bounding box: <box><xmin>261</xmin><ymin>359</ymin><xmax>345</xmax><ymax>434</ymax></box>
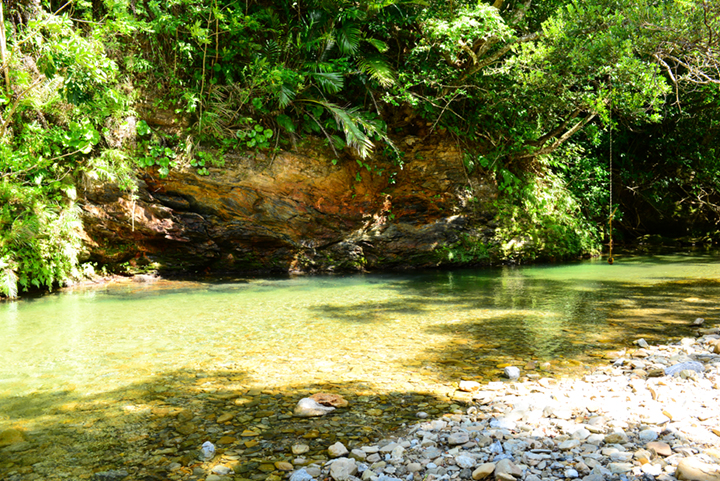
<box><xmin>3</xmin><ymin>328</ymin><xmax>720</xmax><ymax>481</ymax></box>
<box><xmin>291</xmin><ymin>328</ymin><xmax>720</xmax><ymax>481</ymax></box>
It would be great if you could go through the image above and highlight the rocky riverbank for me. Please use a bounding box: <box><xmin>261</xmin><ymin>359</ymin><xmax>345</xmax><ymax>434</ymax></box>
<box><xmin>285</xmin><ymin>328</ymin><xmax>720</xmax><ymax>481</ymax></box>
<box><xmin>3</xmin><ymin>327</ymin><xmax>720</xmax><ymax>481</ymax></box>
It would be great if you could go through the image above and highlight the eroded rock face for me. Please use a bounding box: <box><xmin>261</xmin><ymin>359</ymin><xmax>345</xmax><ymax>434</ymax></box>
<box><xmin>80</xmin><ymin>139</ymin><xmax>497</xmax><ymax>273</ymax></box>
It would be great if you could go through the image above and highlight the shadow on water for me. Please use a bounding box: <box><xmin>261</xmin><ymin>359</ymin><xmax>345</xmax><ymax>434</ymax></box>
<box><xmin>0</xmin><ymin>368</ymin><xmax>457</xmax><ymax>480</ymax></box>
<box><xmin>306</xmin><ymin>269</ymin><xmax>720</xmax><ymax>383</ymax></box>
<box><xmin>410</xmin><ymin>276</ymin><xmax>720</xmax><ymax>383</ymax></box>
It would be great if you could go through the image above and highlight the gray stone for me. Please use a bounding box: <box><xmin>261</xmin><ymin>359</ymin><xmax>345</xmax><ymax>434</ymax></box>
<box><xmin>504</xmin><ymin>366</ymin><xmax>521</xmax><ymax>380</ymax></box>
<box><xmin>376</xmin><ymin>476</ymin><xmax>402</xmax><ymax>481</ymax></box>
<box><xmin>455</xmin><ymin>455</ymin><xmax>476</xmax><ymax>469</ymax></box>
<box><xmin>490</xmin><ymin>417</ymin><xmax>517</xmax><ymax>430</ymax></box>
<box><xmin>665</xmin><ymin>361</ymin><xmax>705</xmax><ymax>377</ymax></box>
<box><xmin>647</xmin><ymin>441</ymin><xmax>672</xmax><ymax>456</ymax></box>
<box><xmin>471</xmin><ymin>463</ymin><xmax>496</xmax><ymax>480</ymax></box>
<box><xmin>350</xmin><ymin>449</ymin><xmax>367</xmax><ymax>461</ymax></box>
<box><xmin>677</xmin><ymin>456</ymin><xmax>720</xmax><ymax>481</ymax></box>
<box><xmin>92</xmin><ymin>471</ymin><xmax>129</xmax><ymax>481</ymax></box>
<box><xmin>366</xmin><ymin>453</ymin><xmax>381</xmax><ymax>463</ymax></box>
<box><xmin>407</xmin><ymin>463</ymin><xmax>422</xmax><ymax>473</ymax></box>
<box><xmin>329</xmin><ymin>442</ymin><xmax>349</xmax><ymax>458</ymax></box>
<box><xmin>544</xmin><ymin>404</ymin><xmax>573</xmax><ymax>420</ymax></box>
<box><xmin>638</xmin><ymin>429</ymin><xmax>658</xmax><ymax>442</ymax></box>
<box><xmin>559</xmin><ymin>439</ymin><xmax>581</xmax><ymax>450</ymax></box>
<box><xmin>494</xmin><ymin>458</ymin><xmax>522</xmax><ymax>478</ymax></box>
<box><xmin>447</xmin><ymin>431</ymin><xmax>470</xmax><ymax>445</ymax></box>
<box><xmin>290</xmin><ymin>469</ymin><xmax>316</xmax><ymax>481</ymax></box>
<box><xmin>379</xmin><ymin>442</ymin><xmax>398</xmax><ymax>453</ymax></box>
<box><xmin>604</xmin><ymin>431</ymin><xmax>628</xmax><ymax>444</ymax></box>
<box><xmin>608</xmin><ymin>463</ymin><xmax>633</xmax><ymax>474</ymax></box>
<box><xmin>330</xmin><ymin>458</ymin><xmax>358</xmax><ymax>481</ymax></box>
<box><xmin>572</xmin><ymin>428</ymin><xmax>591</xmax><ymax>440</ymax></box>
<box><xmin>306</xmin><ymin>466</ymin><xmax>322</xmax><ymax>478</ymax></box>
<box><xmin>641</xmin><ymin>463</ymin><xmax>663</xmax><ymax>476</ymax></box>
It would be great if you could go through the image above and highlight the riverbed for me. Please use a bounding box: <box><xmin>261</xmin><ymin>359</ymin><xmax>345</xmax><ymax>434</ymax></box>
<box><xmin>1</xmin><ymin>254</ymin><xmax>719</xmax><ymax>479</ymax></box>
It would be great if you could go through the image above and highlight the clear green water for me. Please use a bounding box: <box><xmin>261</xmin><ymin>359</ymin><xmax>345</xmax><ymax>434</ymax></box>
<box><xmin>2</xmin><ymin>254</ymin><xmax>720</xmax><ymax>422</ymax></box>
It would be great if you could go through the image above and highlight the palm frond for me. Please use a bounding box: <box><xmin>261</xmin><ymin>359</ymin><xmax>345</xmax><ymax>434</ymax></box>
<box><xmin>364</xmin><ymin>37</ymin><xmax>389</xmax><ymax>53</ymax></box>
<box><xmin>336</xmin><ymin>23</ymin><xmax>362</xmax><ymax>55</ymax></box>
<box><xmin>299</xmin><ymin>99</ymin><xmax>398</xmax><ymax>159</ymax></box>
<box><xmin>357</xmin><ymin>55</ymin><xmax>396</xmax><ymax>87</ymax></box>
<box><xmin>262</xmin><ymin>39</ymin><xmax>282</xmax><ymax>63</ymax></box>
<box><xmin>277</xmin><ymin>84</ymin><xmax>297</xmax><ymax>108</ymax></box>
<box><xmin>310</xmin><ymin>71</ymin><xmax>345</xmax><ymax>94</ymax></box>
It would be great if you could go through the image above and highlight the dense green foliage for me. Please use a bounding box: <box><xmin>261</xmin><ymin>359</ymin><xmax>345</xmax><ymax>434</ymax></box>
<box><xmin>1</xmin><ymin>0</ymin><xmax>719</xmax><ymax>296</ymax></box>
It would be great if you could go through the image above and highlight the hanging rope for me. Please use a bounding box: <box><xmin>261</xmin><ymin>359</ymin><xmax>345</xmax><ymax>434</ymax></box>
<box><xmin>608</xmin><ymin>103</ymin><xmax>614</xmax><ymax>265</ymax></box>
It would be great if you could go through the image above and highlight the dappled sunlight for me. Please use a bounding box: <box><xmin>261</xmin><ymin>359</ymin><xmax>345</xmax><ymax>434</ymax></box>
<box><xmin>0</xmin><ymin>367</ymin><xmax>455</xmax><ymax>480</ymax></box>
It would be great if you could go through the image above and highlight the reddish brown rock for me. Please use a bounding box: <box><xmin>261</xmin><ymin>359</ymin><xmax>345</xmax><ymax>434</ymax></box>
<box><xmin>311</xmin><ymin>393</ymin><xmax>349</xmax><ymax>408</ymax></box>
<box><xmin>80</xmin><ymin>140</ymin><xmax>496</xmax><ymax>273</ymax></box>
<box><xmin>647</xmin><ymin>441</ymin><xmax>672</xmax><ymax>457</ymax></box>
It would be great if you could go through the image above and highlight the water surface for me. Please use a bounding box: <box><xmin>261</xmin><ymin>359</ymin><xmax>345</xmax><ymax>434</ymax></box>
<box><xmin>2</xmin><ymin>254</ymin><xmax>720</xmax><ymax>479</ymax></box>
<box><xmin>2</xmin><ymin>254</ymin><xmax>719</xmax><ymax>403</ymax></box>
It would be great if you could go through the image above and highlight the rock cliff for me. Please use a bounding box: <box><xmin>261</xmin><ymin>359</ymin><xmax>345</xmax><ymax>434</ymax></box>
<box><xmin>80</xmin><ymin>139</ymin><xmax>498</xmax><ymax>274</ymax></box>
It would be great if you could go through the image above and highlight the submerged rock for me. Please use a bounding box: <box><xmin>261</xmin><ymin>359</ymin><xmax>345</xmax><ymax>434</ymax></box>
<box><xmin>0</xmin><ymin>428</ymin><xmax>26</xmax><ymax>446</ymax></box>
<box><xmin>92</xmin><ymin>470</ymin><xmax>129</xmax><ymax>481</ymax></box>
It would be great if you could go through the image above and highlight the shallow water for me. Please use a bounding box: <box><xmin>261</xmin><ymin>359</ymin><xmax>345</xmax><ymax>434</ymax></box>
<box><xmin>2</xmin><ymin>253</ymin><xmax>719</xmax><ymax>410</ymax></box>
<box><xmin>3</xmin><ymin>254</ymin><xmax>720</xmax><ymax>478</ymax></box>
